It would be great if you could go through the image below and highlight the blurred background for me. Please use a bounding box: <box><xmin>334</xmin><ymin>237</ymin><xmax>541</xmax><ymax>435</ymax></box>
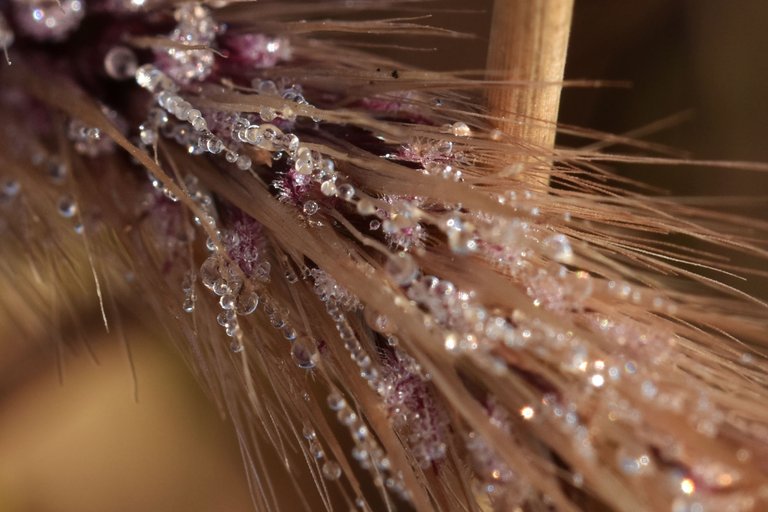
<box><xmin>1</xmin><ymin>1</ymin><xmax>767</xmax><ymax>511</ymax></box>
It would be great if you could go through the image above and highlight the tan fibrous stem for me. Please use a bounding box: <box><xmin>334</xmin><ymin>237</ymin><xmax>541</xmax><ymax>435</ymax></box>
<box><xmin>486</xmin><ymin>0</ymin><xmax>574</xmax><ymax>186</ymax></box>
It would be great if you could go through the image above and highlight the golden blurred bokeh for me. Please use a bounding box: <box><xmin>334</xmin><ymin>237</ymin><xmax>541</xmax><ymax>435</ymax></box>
<box><xmin>0</xmin><ymin>331</ymin><xmax>252</xmax><ymax>511</ymax></box>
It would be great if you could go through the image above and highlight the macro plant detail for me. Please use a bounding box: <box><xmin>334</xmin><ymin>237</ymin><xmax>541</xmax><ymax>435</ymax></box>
<box><xmin>0</xmin><ymin>1</ymin><xmax>767</xmax><ymax>511</ymax></box>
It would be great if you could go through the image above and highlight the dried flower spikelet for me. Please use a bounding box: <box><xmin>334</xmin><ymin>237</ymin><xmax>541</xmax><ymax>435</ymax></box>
<box><xmin>379</xmin><ymin>348</ymin><xmax>448</xmax><ymax>469</ymax></box>
<box><xmin>1</xmin><ymin>2</ymin><xmax>767</xmax><ymax>512</ymax></box>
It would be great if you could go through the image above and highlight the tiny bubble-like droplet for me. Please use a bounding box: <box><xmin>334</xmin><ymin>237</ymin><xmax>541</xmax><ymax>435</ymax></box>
<box><xmin>3</xmin><ymin>180</ymin><xmax>20</xmax><ymax>197</ymax></box>
<box><xmin>302</xmin><ymin>200</ymin><xmax>319</xmax><ymax>216</ymax></box>
<box><xmin>385</xmin><ymin>252</ymin><xmax>418</xmax><ymax>286</ymax></box>
<box><xmin>104</xmin><ymin>46</ymin><xmax>137</xmax><ymax>80</ymax></box>
<box><xmin>327</xmin><ymin>393</ymin><xmax>344</xmax><ymax>411</ymax></box>
<box><xmin>543</xmin><ymin>234</ymin><xmax>573</xmax><ymax>263</ymax></box>
<box><xmin>236</xmin><ymin>291</ymin><xmax>259</xmax><ymax>315</ymax></box>
<box><xmin>57</xmin><ymin>195</ymin><xmax>77</xmax><ymax>218</ymax></box>
<box><xmin>291</xmin><ymin>336</ymin><xmax>319</xmax><ymax>369</ymax></box>
<box><xmin>322</xmin><ymin>461</ymin><xmax>341</xmax><ymax>481</ymax></box>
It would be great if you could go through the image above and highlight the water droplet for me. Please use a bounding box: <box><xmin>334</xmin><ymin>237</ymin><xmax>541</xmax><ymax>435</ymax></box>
<box><xmin>571</xmin><ymin>271</ymin><xmax>593</xmax><ymax>301</ymax></box>
<box><xmin>322</xmin><ymin>461</ymin><xmax>341</xmax><ymax>481</ymax></box>
<box><xmin>3</xmin><ymin>180</ymin><xmax>20</xmax><ymax>197</ymax></box>
<box><xmin>284</xmin><ymin>269</ymin><xmax>298</xmax><ymax>283</ymax></box>
<box><xmin>291</xmin><ymin>336</ymin><xmax>319</xmax><ymax>369</ymax></box>
<box><xmin>385</xmin><ymin>252</ymin><xmax>418</xmax><ymax>286</ymax></box>
<box><xmin>336</xmin><ymin>183</ymin><xmax>355</xmax><ymax>201</ymax></box>
<box><xmin>206</xmin><ymin>137</ymin><xmax>223</xmax><ymax>154</ymax></box>
<box><xmin>309</xmin><ymin>441</ymin><xmax>324</xmax><ymax>459</ymax></box>
<box><xmin>320</xmin><ymin>179</ymin><xmax>337</xmax><ymax>197</ymax></box>
<box><xmin>543</xmin><ymin>234</ymin><xmax>573</xmax><ymax>263</ymax></box>
<box><xmin>236</xmin><ymin>154</ymin><xmax>251</xmax><ymax>170</ymax></box>
<box><xmin>104</xmin><ymin>46</ymin><xmax>137</xmax><ymax>80</ymax></box>
<box><xmin>444</xmin><ymin>331</ymin><xmax>458</xmax><ymax>351</ymax></box>
<box><xmin>219</xmin><ymin>293</ymin><xmax>235</xmax><ymax>310</ymax></box>
<box><xmin>57</xmin><ymin>195</ymin><xmax>77</xmax><ymax>218</ymax></box>
<box><xmin>451</xmin><ymin>121</ymin><xmax>471</xmax><ymax>137</ymax></box>
<box><xmin>182</xmin><ymin>297</ymin><xmax>195</xmax><ymax>313</ymax></box>
<box><xmin>327</xmin><ymin>393</ymin><xmax>345</xmax><ymax>411</ymax></box>
<box><xmin>356</xmin><ymin>197</ymin><xmax>375</xmax><ymax>215</ymax></box>
<box><xmin>364</xmin><ymin>308</ymin><xmax>392</xmax><ymax>334</ymax></box>
<box><xmin>294</xmin><ymin>147</ymin><xmax>314</xmax><ymax>175</ymax></box>
<box><xmin>436</xmin><ymin>139</ymin><xmax>453</xmax><ymax>156</ymax></box>
<box><xmin>282</xmin><ymin>327</ymin><xmax>297</xmax><ymax>341</ymax></box>
<box><xmin>235</xmin><ymin>290</ymin><xmax>259</xmax><ymax>315</ymax></box>
<box><xmin>617</xmin><ymin>447</ymin><xmax>653</xmax><ymax>476</ymax></box>
<box><xmin>447</xmin><ymin>225</ymin><xmax>477</xmax><ymax>254</ymax></box>
<box><xmin>212</xmin><ymin>279</ymin><xmax>229</xmax><ymax>296</ymax></box>
<box><xmin>200</xmin><ymin>257</ymin><xmax>219</xmax><ymax>289</ymax></box>
<box><xmin>641</xmin><ymin>380</ymin><xmax>657</xmax><ymax>399</ymax></box>
<box><xmin>139</xmin><ymin>124</ymin><xmax>156</xmax><ymax>145</ymax></box>
<box><xmin>302</xmin><ymin>200</ymin><xmax>319</xmax><ymax>216</ymax></box>
<box><xmin>47</xmin><ymin>161</ymin><xmax>67</xmax><ymax>183</ymax></box>
<box><xmin>225</xmin><ymin>322</ymin><xmax>240</xmax><ymax>337</ymax></box>
<box><xmin>216</xmin><ymin>311</ymin><xmax>230</xmax><ymax>327</ymax></box>
<box><xmin>338</xmin><ymin>408</ymin><xmax>357</xmax><ymax>426</ymax></box>
<box><xmin>302</xmin><ymin>424</ymin><xmax>316</xmax><ymax>440</ymax></box>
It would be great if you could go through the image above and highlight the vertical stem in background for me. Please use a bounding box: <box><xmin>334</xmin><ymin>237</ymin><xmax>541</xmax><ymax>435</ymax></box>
<box><xmin>486</xmin><ymin>0</ymin><xmax>574</xmax><ymax>187</ymax></box>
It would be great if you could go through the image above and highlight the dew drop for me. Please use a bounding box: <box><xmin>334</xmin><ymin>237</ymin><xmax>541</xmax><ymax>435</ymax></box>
<box><xmin>3</xmin><ymin>179</ymin><xmax>20</xmax><ymax>197</ymax></box>
<box><xmin>451</xmin><ymin>121</ymin><xmax>472</xmax><ymax>137</ymax></box>
<box><xmin>235</xmin><ymin>290</ymin><xmax>259</xmax><ymax>315</ymax></box>
<box><xmin>617</xmin><ymin>447</ymin><xmax>653</xmax><ymax>476</ymax></box>
<box><xmin>57</xmin><ymin>195</ymin><xmax>77</xmax><ymax>218</ymax></box>
<box><xmin>47</xmin><ymin>161</ymin><xmax>67</xmax><ymax>183</ymax></box>
<box><xmin>543</xmin><ymin>234</ymin><xmax>574</xmax><ymax>263</ymax></box>
<box><xmin>322</xmin><ymin>461</ymin><xmax>341</xmax><ymax>481</ymax></box>
<box><xmin>364</xmin><ymin>308</ymin><xmax>392</xmax><ymax>334</ymax></box>
<box><xmin>320</xmin><ymin>179</ymin><xmax>337</xmax><ymax>197</ymax></box>
<box><xmin>338</xmin><ymin>408</ymin><xmax>357</xmax><ymax>426</ymax></box>
<box><xmin>356</xmin><ymin>197</ymin><xmax>375</xmax><ymax>215</ymax></box>
<box><xmin>282</xmin><ymin>327</ymin><xmax>297</xmax><ymax>341</ymax></box>
<box><xmin>291</xmin><ymin>336</ymin><xmax>319</xmax><ymax>369</ymax></box>
<box><xmin>327</xmin><ymin>392</ymin><xmax>345</xmax><ymax>411</ymax></box>
<box><xmin>212</xmin><ymin>279</ymin><xmax>229</xmax><ymax>296</ymax></box>
<box><xmin>139</xmin><ymin>124</ymin><xmax>156</xmax><ymax>145</ymax></box>
<box><xmin>206</xmin><ymin>137</ymin><xmax>223</xmax><ymax>154</ymax></box>
<box><xmin>216</xmin><ymin>311</ymin><xmax>230</xmax><ymax>327</ymax></box>
<box><xmin>104</xmin><ymin>46</ymin><xmax>137</xmax><ymax>80</ymax></box>
<box><xmin>135</xmin><ymin>64</ymin><xmax>161</xmax><ymax>90</ymax></box>
<box><xmin>200</xmin><ymin>257</ymin><xmax>219</xmax><ymax>289</ymax></box>
<box><xmin>182</xmin><ymin>297</ymin><xmax>195</xmax><ymax>313</ymax></box>
<box><xmin>336</xmin><ymin>183</ymin><xmax>355</xmax><ymax>201</ymax></box>
<box><xmin>236</xmin><ymin>155</ymin><xmax>251</xmax><ymax>170</ymax></box>
<box><xmin>302</xmin><ymin>200</ymin><xmax>319</xmax><ymax>216</ymax></box>
<box><xmin>302</xmin><ymin>424</ymin><xmax>316</xmax><ymax>440</ymax></box>
<box><xmin>309</xmin><ymin>441</ymin><xmax>324</xmax><ymax>459</ymax></box>
<box><xmin>571</xmin><ymin>271</ymin><xmax>593</xmax><ymax>301</ymax></box>
<box><xmin>219</xmin><ymin>293</ymin><xmax>235</xmax><ymax>310</ymax></box>
<box><xmin>385</xmin><ymin>252</ymin><xmax>418</xmax><ymax>286</ymax></box>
